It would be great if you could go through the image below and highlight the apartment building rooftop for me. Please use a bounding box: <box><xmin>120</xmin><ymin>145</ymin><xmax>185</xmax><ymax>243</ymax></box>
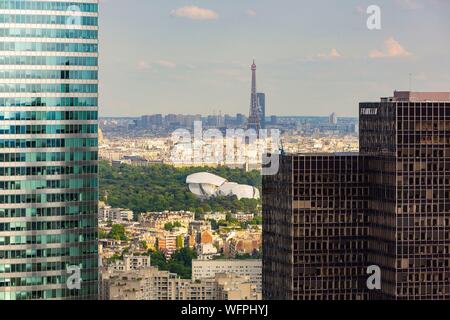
<box><xmin>391</xmin><ymin>91</ymin><xmax>450</xmax><ymax>102</ymax></box>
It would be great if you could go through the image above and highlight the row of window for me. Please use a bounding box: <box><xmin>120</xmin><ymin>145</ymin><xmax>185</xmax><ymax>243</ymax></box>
<box><xmin>0</xmin><ymin>246</ymin><xmax>98</xmax><ymax>260</ymax></box>
<box><xmin>0</xmin><ymin>287</ymin><xmax>98</xmax><ymax>300</ymax></box>
<box><xmin>0</xmin><ymin>138</ymin><xmax>98</xmax><ymax>149</ymax></box>
<box><xmin>0</xmin><ymin>1</ymin><xmax>98</xmax><ymax>13</ymax></box>
<box><xmin>0</xmin><ymin>70</ymin><xmax>97</xmax><ymax>80</ymax></box>
<box><xmin>0</xmin><ymin>124</ymin><xmax>97</xmax><ymax>135</ymax></box>
<box><xmin>0</xmin><ymin>28</ymin><xmax>97</xmax><ymax>39</ymax></box>
<box><xmin>0</xmin><ymin>219</ymin><xmax>97</xmax><ymax>232</ymax></box>
<box><xmin>0</xmin><ymin>151</ymin><xmax>98</xmax><ymax>162</ymax></box>
<box><xmin>0</xmin><ymin>273</ymin><xmax>98</xmax><ymax>287</ymax></box>
<box><xmin>0</xmin><ymin>259</ymin><xmax>98</xmax><ymax>275</ymax></box>
<box><xmin>0</xmin><ymin>56</ymin><xmax>97</xmax><ymax>66</ymax></box>
<box><xmin>0</xmin><ymin>164</ymin><xmax>98</xmax><ymax>177</ymax></box>
<box><xmin>0</xmin><ymin>178</ymin><xmax>97</xmax><ymax>191</ymax></box>
<box><xmin>0</xmin><ymin>84</ymin><xmax>97</xmax><ymax>93</ymax></box>
<box><xmin>0</xmin><ymin>191</ymin><xmax>98</xmax><ymax>204</ymax></box>
<box><xmin>0</xmin><ymin>97</ymin><xmax>97</xmax><ymax>107</ymax></box>
<box><xmin>0</xmin><ymin>42</ymin><xmax>97</xmax><ymax>53</ymax></box>
<box><xmin>0</xmin><ymin>205</ymin><xmax>98</xmax><ymax>218</ymax></box>
<box><xmin>0</xmin><ymin>232</ymin><xmax>97</xmax><ymax>246</ymax></box>
<box><xmin>0</xmin><ymin>14</ymin><xmax>98</xmax><ymax>26</ymax></box>
<box><xmin>0</xmin><ymin>110</ymin><xmax>97</xmax><ymax>121</ymax></box>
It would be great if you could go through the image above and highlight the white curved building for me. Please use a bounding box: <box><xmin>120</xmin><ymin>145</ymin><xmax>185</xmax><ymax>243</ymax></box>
<box><xmin>186</xmin><ymin>173</ymin><xmax>260</xmax><ymax>200</ymax></box>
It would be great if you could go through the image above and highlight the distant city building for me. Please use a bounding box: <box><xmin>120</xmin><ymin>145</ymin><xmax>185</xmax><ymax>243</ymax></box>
<box><xmin>157</xmin><ymin>232</ymin><xmax>180</xmax><ymax>258</ymax></box>
<box><xmin>270</xmin><ymin>115</ymin><xmax>278</xmax><ymax>125</ymax></box>
<box><xmin>236</xmin><ymin>113</ymin><xmax>247</xmax><ymax>126</ymax></box>
<box><xmin>329</xmin><ymin>112</ymin><xmax>338</xmax><ymax>125</ymax></box>
<box><xmin>101</xmin><ymin>267</ymin><xmax>260</xmax><ymax>300</ymax></box>
<box><xmin>257</xmin><ymin>93</ymin><xmax>266</xmax><ymax>129</ymax></box>
<box><xmin>231</xmin><ymin>212</ymin><xmax>255</xmax><ymax>223</ymax></box>
<box><xmin>263</xmin><ymin>91</ymin><xmax>450</xmax><ymax>300</ymax></box>
<box><xmin>202</xmin><ymin>212</ymin><xmax>227</xmax><ymax>222</ymax></box>
<box><xmin>196</xmin><ymin>243</ymin><xmax>218</xmax><ymax>256</ymax></box>
<box><xmin>110</xmin><ymin>255</ymin><xmax>151</xmax><ymax>272</ymax></box>
<box><xmin>139</xmin><ymin>211</ymin><xmax>195</xmax><ymax>229</ymax></box>
<box><xmin>225</xmin><ymin>231</ymin><xmax>262</xmax><ymax>258</ymax></box>
<box><xmin>99</xmin><ymin>205</ymin><xmax>133</xmax><ymax>222</ymax></box>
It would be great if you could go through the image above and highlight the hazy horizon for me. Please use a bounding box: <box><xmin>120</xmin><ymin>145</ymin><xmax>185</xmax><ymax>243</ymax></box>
<box><xmin>99</xmin><ymin>0</ymin><xmax>450</xmax><ymax>117</ymax></box>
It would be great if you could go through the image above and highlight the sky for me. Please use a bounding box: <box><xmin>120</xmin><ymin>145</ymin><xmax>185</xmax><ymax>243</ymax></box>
<box><xmin>99</xmin><ymin>0</ymin><xmax>450</xmax><ymax>117</ymax></box>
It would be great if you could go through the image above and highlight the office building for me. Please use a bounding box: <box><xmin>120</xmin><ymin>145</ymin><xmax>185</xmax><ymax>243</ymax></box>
<box><xmin>361</xmin><ymin>91</ymin><xmax>450</xmax><ymax>299</ymax></box>
<box><xmin>0</xmin><ymin>0</ymin><xmax>99</xmax><ymax>300</ymax></box>
<box><xmin>263</xmin><ymin>91</ymin><xmax>450</xmax><ymax>300</ymax></box>
<box><xmin>263</xmin><ymin>153</ymin><xmax>369</xmax><ymax>300</ymax></box>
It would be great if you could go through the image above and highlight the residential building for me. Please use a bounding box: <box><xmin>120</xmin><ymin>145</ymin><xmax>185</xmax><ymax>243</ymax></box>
<box><xmin>225</xmin><ymin>231</ymin><xmax>262</xmax><ymax>258</ymax></box>
<box><xmin>139</xmin><ymin>211</ymin><xmax>194</xmax><ymax>229</ymax></box>
<box><xmin>231</xmin><ymin>212</ymin><xmax>255</xmax><ymax>223</ymax></box>
<box><xmin>110</xmin><ymin>255</ymin><xmax>151</xmax><ymax>272</ymax></box>
<box><xmin>192</xmin><ymin>259</ymin><xmax>262</xmax><ymax>292</ymax></box>
<box><xmin>101</xmin><ymin>266</ymin><xmax>260</xmax><ymax>300</ymax></box>
<box><xmin>99</xmin><ymin>205</ymin><xmax>133</xmax><ymax>222</ymax></box>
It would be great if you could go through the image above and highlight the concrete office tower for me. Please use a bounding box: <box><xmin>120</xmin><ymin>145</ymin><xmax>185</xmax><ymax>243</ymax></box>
<box><xmin>0</xmin><ymin>0</ymin><xmax>99</xmax><ymax>299</ymax></box>
<box><xmin>361</xmin><ymin>91</ymin><xmax>450</xmax><ymax>300</ymax></box>
<box><xmin>263</xmin><ymin>91</ymin><xmax>450</xmax><ymax>300</ymax></box>
<box><xmin>263</xmin><ymin>153</ymin><xmax>369</xmax><ymax>300</ymax></box>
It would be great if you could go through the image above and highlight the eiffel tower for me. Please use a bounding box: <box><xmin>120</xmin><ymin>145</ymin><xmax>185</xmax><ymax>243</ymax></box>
<box><xmin>247</xmin><ymin>60</ymin><xmax>261</xmax><ymax>132</ymax></box>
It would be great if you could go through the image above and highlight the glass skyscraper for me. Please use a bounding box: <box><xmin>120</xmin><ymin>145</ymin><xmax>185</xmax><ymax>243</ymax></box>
<box><xmin>0</xmin><ymin>0</ymin><xmax>99</xmax><ymax>299</ymax></box>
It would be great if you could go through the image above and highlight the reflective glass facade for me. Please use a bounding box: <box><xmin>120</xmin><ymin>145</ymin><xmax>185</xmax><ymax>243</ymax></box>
<box><xmin>0</xmin><ymin>0</ymin><xmax>98</xmax><ymax>300</ymax></box>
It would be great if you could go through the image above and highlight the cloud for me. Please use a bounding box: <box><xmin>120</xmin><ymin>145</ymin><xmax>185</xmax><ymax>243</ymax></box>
<box><xmin>369</xmin><ymin>38</ymin><xmax>412</xmax><ymax>58</ymax></box>
<box><xmin>137</xmin><ymin>60</ymin><xmax>152</xmax><ymax>70</ymax></box>
<box><xmin>246</xmin><ymin>9</ymin><xmax>257</xmax><ymax>17</ymax></box>
<box><xmin>355</xmin><ymin>5</ymin><xmax>366</xmax><ymax>15</ymax></box>
<box><xmin>317</xmin><ymin>48</ymin><xmax>342</xmax><ymax>60</ymax></box>
<box><xmin>170</xmin><ymin>6</ymin><xmax>219</xmax><ymax>20</ymax></box>
<box><xmin>137</xmin><ymin>60</ymin><xmax>177</xmax><ymax>71</ymax></box>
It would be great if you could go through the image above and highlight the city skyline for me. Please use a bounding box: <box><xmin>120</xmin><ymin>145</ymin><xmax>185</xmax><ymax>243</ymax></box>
<box><xmin>101</xmin><ymin>0</ymin><xmax>450</xmax><ymax>117</ymax></box>
<box><xmin>0</xmin><ymin>0</ymin><xmax>449</xmax><ymax>305</ymax></box>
